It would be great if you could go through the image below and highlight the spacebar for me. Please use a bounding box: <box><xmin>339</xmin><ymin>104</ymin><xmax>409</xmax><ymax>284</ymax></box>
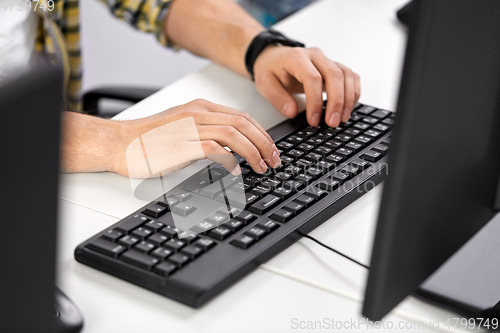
<box><xmin>247</xmin><ymin>194</ymin><xmax>281</xmax><ymax>215</ymax></box>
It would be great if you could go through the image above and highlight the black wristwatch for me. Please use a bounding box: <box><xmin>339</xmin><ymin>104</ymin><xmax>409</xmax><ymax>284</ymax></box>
<box><xmin>245</xmin><ymin>29</ymin><xmax>305</xmax><ymax>81</ymax></box>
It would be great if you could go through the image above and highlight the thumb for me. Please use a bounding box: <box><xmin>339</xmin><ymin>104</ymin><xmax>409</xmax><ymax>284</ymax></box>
<box><xmin>256</xmin><ymin>74</ymin><xmax>298</xmax><ymax>118</ymax></box>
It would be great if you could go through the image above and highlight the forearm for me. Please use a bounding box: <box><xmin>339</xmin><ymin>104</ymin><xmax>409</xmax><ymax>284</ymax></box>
<box><xmin>165</xmin><ymin>0</ymin><xmax>264</xmax><ymax>76</ymax></box>
<box><xmin>60</xmin><ymin>112</ymin><xmax>124</xmax><ymax>174</ymax></box>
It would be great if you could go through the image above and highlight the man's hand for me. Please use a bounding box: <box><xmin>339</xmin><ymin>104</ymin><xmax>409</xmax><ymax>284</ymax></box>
<box><xmin>61</xmin><ymin>99</ymin><xmax>280</xmax><ymax>177</ymax></box>
<box><xmin>253</xmin><ymin>46</ymin><xmax>361</xmax><ymax>128</ymax></box>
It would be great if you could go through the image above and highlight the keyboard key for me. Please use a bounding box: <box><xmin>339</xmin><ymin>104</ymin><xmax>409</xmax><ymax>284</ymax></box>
<box><xmin>283</xmin><ymin>201</ymin><xmax>305</xmax><ymax>215</ymax></box>
<box><xmin>194</xmin><ymin>238</ymin><xmax>217</xmax><ymax>251</ymax></box>
<box><xmin>168</xmin><ymin>253</ymin><xmax>191</xmax><ymax>267</ymax></box>
<box><xmin>283</xmin><ymin>165</ymin><xmax>302</xmax><ymax>176</ymax></box>
<box><xmin>356</xmin><ymin>105</ymin><xmax>376</xmax><ymax>115</ymax></box>
<box><xmin>134</xmin><ymin>241</ymin><xmax>156</xmax><ymax>254</ymax></box>
<box><xmin>184</xmin><ymin>177</ymin><xmax>211</xmax><ymax>193</ymax></box>
<box><xmin>199</xmin><ymin>182</ymin><xmax>224</xmax><ymax>198</ymax></box>
<box><xmin>335</xmin><ymin>134</ymin><xmax>351</xmax><ymax>142</ymax></box>
<box><xmin>331</xmin><ymin>171</ymin><xmax>350</xmax><ymax>184</ymax></box>
<box><xmin>222</xmin><ymin>219</ymin><xmax>245</xmax><ymax>232</ymax></box>
<box><xmin>244</xmin><ymin>227</ymin><xmax>268</xmax><ymax>240</ymax></box>
<box><xmin>207</xmin><ymin>226</ymin><xmax>232</xmax><ymax>240</ymax></box>
<box><xmin>209</xmin><ymin>168</ymin><xmax>227</xmax><ymax>181</ymax></box>
<box><xmin>280</xmin><ymin>155</ymin><xmax>294</xmax><ymax>164</ymax></box>
<box><xmin>273</xmin><ymin>186</ymin><xmax>293</xmax><ymax>199</ymax></box>
<box><xmin>372</xmin><ymin>143</ymin><xmax>389</xmax><ymax>154</ymax></box>
<box><xmin>176</xmin><ymin>193</ymin><xmax>193</xmax><ymax>202</ymax></box>
<box><xmin>230</xmin><ymin>235</ymin><xmax>255</xmax><ymax>249</ymax></box>
<box><xmin>180</xmin><ymin>245</ymin><xmax>203</xmax><ymax>259</ymax></box>
<box><xmin>344</xmin><ymin>128</ymin><xmax>361</xmax><ymax>136</ymax></box>
<box><xmin>171</xmin><ymin>203</ymin><xmax>197</xmax><ymax>216</ymax></box>
<box><xmin>131</xmin><ymin>227</ymin><xmax>153</xmax><ymax>240</ymax></box>
<box><xmin>318</xmin><ymin>179</ymin><xmax>340</xmax><ymax>191</ymax></box>
<box><xmin>316</xmin><ymin>161</ymin><xmax>334</xmax><ymax>173</ymax></box>
<box><xmin>326</xmin><ymin>154</ymin><xmax>344</xmax><ymax>164</ymax></box>
<box><xmin>148</xmin><ymin>233</ymin><xmax>169</xmax><ymax>246</ymax></box>
<box><xmin>295</xmin><ymin>129</ymin><xmax>316</xmax><ymax>138</ymax></box>
<box><xmin>361</xmin><ymin>150</ymin><xmax>383</xmax><ymax>162</ymax></box>
<box><xmin>287</xmin><ymin>149</ymin><xmax>304</xmax><ymax>159</ymax></box>
<box><xmin>177</xmin><ymin>232</ymin><xmax>199</xmax><ymax>244</ymax></box>
<box><xmin>103</xmin><ymin>229</ymin><xmax>123</xmax><ymax>242</ymax></box>
<box><xmin>364</xmin><ymin>129</ymin><xmax>382</xmax><ymax>138</ymax></box>
<box><xmin>371</xmin><ymin>109</ymin><xmax>391</xmax><ymax>119</ymax></box>
<box><xmin>159</xmin><ymin>225</ymin><xmax>178</xmax><ymax>238</ymax></box>
<box><xmin>142</xmin><ymin>204</ymin><xmax>169</xmax><ymax>218</ymax></box>
<box><xmin>145</xmin><ymin>220</ymin><xmax>165</xmax><ymax>232</ymax></box>
<box><xmin>116</xmin><ymin>216</ymin><xmax>147</xmax><ymax>234</ymax></box>
<box><xmin>245</xmin><ymin>192</ymin><xmax>260</xmax><ymax>206</ymax></box>
<box><xmin>151</xmin><ymin>247</ymin><xmax>172</xmax><ymax>260</ymax></box>
<box><xmin>247</xmin><ymin>194</ymin><xmax>281</xmax><ymax>215</ymax></box>
<box><xmin>325</xmin><ymin>140</ymin><xmax>343</xmax><ymax>149</ymax></box>
<box><xmin>294</xmin><ymin>173</ymin><xmax>314</xmax><ymax>185</ymax></box>
<box><xmin>244</xmin><ymin>174</ymin><xmax>263</xmax><ymax>186</ymax></box>
<box><xmin>373</xmin><ymin>123</ymin><xmax>390</xmax><ymax>133</ymax></box>
<box><xmin>350</xmin><ymin>158</ymin><xmax>370</xmax><ymax>170</ymax></box>
<box><xmin>345</xmin><ymin>141</ymin><xmax>363</xmax><ymax>152</ymax></box>
<box><xmin>382</xmin><ymin>117</ymin><xmax>395</xmax><ymax>126</ymax></box>
<box><xmin>277</xmin><ymin>141</ymin><xmax>293</xmax><ymax>150</ymax></box>
<box><xmin>251</xmin><ymin>185</ymin><xmax>272</xmax><ymax>197</ymax></box>
<box><xmin>118</xmin><ymin>235</ymin><xmax>140</xmax><ymax>248</ymax></box>
<box><xmin>287</xmin><ymin>135</ymin><xmax>303</xmax><ymax>144</ymax></box>
<box><xmin>120</xmin><ymin>250</ymin><xmax>159</xmax><ymax>270</ymax></box>
<box><xmin>234</xmin><ymin>211</ymin><xmax>256</xmax><ymax>224</ymax></box>
<box><xmin>153</xmin><ymin>261</ymin><xmax>177</xmax><ymax>276</ymax></box>
<box><xmin>257</xmin><ymin>220</ymin><xmax>280</xmax><ymax>233</ymax></box>
<box><xmin>297</xmin><ymin>143</ymin><xmax>315</xmax><ymax>152</ymax></box>
<box><xmin>295</xmin><ymin>194</ymin><xmax>315</xmax><ymax>208</ymax></box>
<box><xmin>354</xmin><ymin>122</ymin><xmax>371</xmax><ymax>130</ymax></box>
<box><xmin>163</xmin><ymin>239</ymin><xmax>186</xmax><ymax>252</ymax></box>
<box><xmin>304</xmin><ymin>152</ymin><xmax>322</xmax><ymax>163</ymax></box>
<box><xmin>306</xmin><ymin>187</ymin><xmax>328</xmax><ymax>200</ymax></box>
<box><xmin>315</xmin><ymin>146</ymin><xmax>332</xmax><ymax>156</ymax></box>
<box><xmin>342</xmin><ymin>165</ymin><xmax>360</xmax><ymax>176</ymax></box>
<box><xmin>86</xmin><ymin>238</ymin><xmax>126</xmax><ymax>258</ymax></box>
<box><xmin>206</xmin><ymin>211</ymin><xmax>230</xmax><ymax>225</ymax></box>
<box><xmin>362</xmin><ymin>116</ymin><xmax>378</xmax><ymax>124</ymax></box>
<box><xmin>282</xmin><ymin>179</ymin><xmax>304</xmax><ymax>191</ymax></box>
<box><xmin>306</xmin><ymin>137</ymin><xmax>325</xmax><ymax>147</ymax></box>
<box><xmin>305</xmin><ymin>166</ymin><xmax>323</xmax><ymax>179</ymax></box>
<box><xmin>190</xmin><ymin>220</ymin><xmax>216</xmax><ymax>234</ymax></box>
<box><xmin>296</xmin><ymin>159</ymin><xmax>313</xmax><ymax>170</ymax></box>
<box><xmin>270</xmin><ymin>209</ymin><xmax>294</xmax><ymax>223</ymax></box>
<box><xmin>260</xmin><ymin>179</ymin><xmax>281</xmax><ymax>189</ymax></box>
<box><xmin>354</xmin><ymin>135</ymin><xmax>373</xmax><ymax>145</ymax></box>
<box><xmin>275</xmin><ymin>172</ymin><xmax>292</xmax><ymax>181</ymax></box>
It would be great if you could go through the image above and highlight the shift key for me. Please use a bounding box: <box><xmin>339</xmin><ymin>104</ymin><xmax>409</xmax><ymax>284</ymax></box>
<box><xmin>86</xmin><ymin>237</ymin><xmax>126</xmax><ymax>258</ymax></box>
<box><xmin>247</xmin><ymin>194</ymin><xmax>282</xmax><ymax>215</ymax></box>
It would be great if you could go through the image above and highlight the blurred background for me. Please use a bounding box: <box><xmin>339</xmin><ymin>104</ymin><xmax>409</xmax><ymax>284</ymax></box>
<box><xmin>80</xmin><ymin>0</ymin><xmax>316</xmax><ymax>114</ymax></box>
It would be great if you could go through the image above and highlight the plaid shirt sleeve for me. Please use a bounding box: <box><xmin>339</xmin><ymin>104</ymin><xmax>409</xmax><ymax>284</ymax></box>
<box><xmin>100</xmin><ymin>0</ymin><xmax>174</xmax><ymax>47</ymax></box>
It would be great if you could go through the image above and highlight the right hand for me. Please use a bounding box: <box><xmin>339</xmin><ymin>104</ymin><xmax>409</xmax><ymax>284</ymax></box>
<box><xmin>111</xmin><ymin>99</ymin><xmax>281</xmax><ymax>178</ymax></box>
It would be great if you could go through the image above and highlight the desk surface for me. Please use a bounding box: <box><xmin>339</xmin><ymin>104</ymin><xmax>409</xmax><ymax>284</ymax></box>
<box><xmin>58</xmin><ymin>1</ymin><xmax>471</xmax><ymax>332</ymax></box>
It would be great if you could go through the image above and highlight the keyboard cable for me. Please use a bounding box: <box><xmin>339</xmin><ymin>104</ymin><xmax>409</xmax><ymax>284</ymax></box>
<box><xmin>295</xmin><ymin>230</ymin><xmax>370</xmax><ymax>269</ymax></box>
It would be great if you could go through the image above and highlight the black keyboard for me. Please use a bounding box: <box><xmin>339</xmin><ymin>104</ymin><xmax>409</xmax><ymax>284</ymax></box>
<box><xmin>74</xmin><ymin>102</ymin><xmax>394</xmax><ymax>307</ymax></box>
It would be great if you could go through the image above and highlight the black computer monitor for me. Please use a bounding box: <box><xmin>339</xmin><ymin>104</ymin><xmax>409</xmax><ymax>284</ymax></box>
<box><xmin>0</xmin><ymin>63</ymin><xmax>63</xmax><ymax>331</ymax></box>
<box><xmin>363</xmin><ymin>0</ymin><xmax>500</xmax><ymax>321</ymax></box>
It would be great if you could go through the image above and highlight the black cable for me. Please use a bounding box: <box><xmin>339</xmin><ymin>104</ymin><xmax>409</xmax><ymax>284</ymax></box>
<box><xmin>296</xmin><ymin>230</ymin><xmax>370</xmax><ymax>270</ymax></box>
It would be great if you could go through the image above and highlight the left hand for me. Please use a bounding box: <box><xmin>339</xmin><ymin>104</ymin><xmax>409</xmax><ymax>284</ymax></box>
<box><xmin>253</xmin><ymin>46</ymin><xmax>361</xmax><ymax>128</ymax></box>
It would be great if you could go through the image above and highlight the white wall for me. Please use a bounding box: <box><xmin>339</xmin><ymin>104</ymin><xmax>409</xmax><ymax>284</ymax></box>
<box><xmin>80</xmin><ymin>0</ymin><xmax>210</xmax><ymax>94</ymax></box>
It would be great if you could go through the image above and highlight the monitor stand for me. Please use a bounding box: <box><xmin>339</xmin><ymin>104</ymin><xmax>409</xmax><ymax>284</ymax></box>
<box><xmin>416</xmin><ymin>213</ymin><xmax>500</xmax><ymax>319</ymax></box>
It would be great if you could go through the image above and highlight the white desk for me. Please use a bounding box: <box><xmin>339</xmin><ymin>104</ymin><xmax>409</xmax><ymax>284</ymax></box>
<box><xmin>58</xmin><ymin>1</ymin><xmax>473</xmax><ymax>332</ymax></box>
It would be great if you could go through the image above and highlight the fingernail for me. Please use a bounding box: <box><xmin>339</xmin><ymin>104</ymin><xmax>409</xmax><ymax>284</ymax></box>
<box><xmin>329</xmin><ymin>113</ymin><xmax>341</xmax><ymax>127</ymax></box>
<box><xmin>272</xmin><ymin>151</ymin><xmax>281</xmax><ymax>168</ymax></box>
<box><xmin>342</xmin><ymin>108</ymin><xmax>351</xmax><ymax>122</ymax></box>
<box><xmin>311</xmin><ymin>113</ymin><xmax>321</xmax><ymax>126</ymax></box>
<box><xmin>273</xmin><ymin>143</ymin><xmax>280</xmax><ymax>156</ymax></box>
<box><xmin>260</xmin><ymin>159</ymin><xmax>267</xmax><ymax>172</ymax></box>
<box><xmin>282</xmin><ymin>102</ymin><xmax>289</xmax><ymax>116</ymax></box>
<box><xmin>230</xmin><ymin>164</ymin><xmax>242</xmax><ymax>176</ymax></box>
